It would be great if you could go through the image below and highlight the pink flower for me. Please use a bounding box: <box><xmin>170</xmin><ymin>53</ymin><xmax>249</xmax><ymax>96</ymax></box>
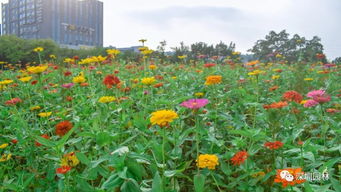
<box><xmin>5</xmin><ymin>98</ymin><xmax>22</xmax><ymax>106</ymax></box>
<box><xmin>307</xmin><ymin>90</ymin><xmax>325</xmax><ymax>98</ymax></box>
<box><xmin>313</xmin><ymin>95</ymin><xmax>331</xmax><ymax>103</ymax></box>
<box><xmin>180</xmin><ymin>99</ymin><xmax>209</xmax><ymax>109</ymax></box>
<box><xmin>61</xmin><ymin>83</ymin><xmax>74</xmax><ymax>89</ymax></box>
<box><xmin>304</xmin><ymin>100</ymin><xmax>319</xmax><ymax>108</ymax></box>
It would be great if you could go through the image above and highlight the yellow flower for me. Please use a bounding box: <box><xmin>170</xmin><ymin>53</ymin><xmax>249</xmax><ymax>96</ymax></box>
<box><xmin>33</xmin><ymin>47</ymin><xmax>44</xmax><ymax>52</ymax></box>
<box><xmin>232</xmin><ymin>51</ymin><xmax>241</xmax><ymax>55</ymax></box>
<box><xmin>106</xmin><ymin>49</ymin><xmax>121</xmax><ymax>56</ymax></box>
<box><xmin>141</xmin><ymin>49</ymin><xmax>153</xmax><ymax>56</ymax></box>
<box><xmin>141</xmin><ymin>77</ymin><xmax>156</xmax><ymax>85</ymax></box>
<box><xmin>64</xmin><ymin>58</ymin><xmax>75</xmax><ymax>63</ymax></box>
<box><xmin>0</xmin><ymin>80</ymin><xmax>14</xmax><ymax>85</ymax></box>
<box><xmin>195</xmin><ymin>92</ymin><xmax>204</xmax><ymax>97</ymax></box>
<box><xmin>73</xmin><ymin>72</ymin><xmax>86</xmax><ymax>84</ymax></box>
<box><xmin>0</xmin><ymin>143</ymin><xmax>9</xmax><ymax>149</ymax></box>
<box><xmin>178</xmin><ymin>55</ymin><xmax>187</xmax><ymax>59</ymax></box>
<box><xmin>49</xmin><ymin>54</ymin><xmax>56</xmax><ymax>59</ymax></box>
<box><xmin>248</xmin><ymin>70</ymin><xmax>265</xmax><ymax>76</ymax></box>
<box><xmin>60</xmin><ymin>152</ymin><xmax>79</xmax><ymax>167</ymax></box>
<box><xmin>0</xmin><ymin>154</ymin><xmax>12</xmax><ymax>162</ymax></box>
<box><xmin>275</xmin><ymin>54</ymin><xmax>282</xmax><ymax>58</ymax></box>
<box><xmin>150</xmin><ymin>110</ymin><xmax>178</xmax><ymax>127</ymax></box>
<box><xmin>98</xmin><ymin>96</ymin><xmax>116</xmax><ymax>103</ymax></box>
<box><xmin>19</xmin><ymin>76</ymin><xmax>32</xmax><ymax>83</ymax></box>
<box><xmin>149</xmin><ymin>65</ymin><xmax>157</xmax><ymax>70</ymax></box>
<box><xmin>196</xmin><ymin>154</ymin><xmax>219</xmax><ymax>170</ymax></box>
<box><xmin>300</xmin><ymin>100</ymin><xmax>308</xmax><ymax>105</ymax></box>
<box><xmin>27</xmin><ymin>65</ymin><xmax>48</xmax><ymax>74</ymax></box>
<box><xmin>172</xmin><ymin>76</ymin><xmax>177</xmax><ymax>79</ymax></box>
<box><xmin>304</xmin><ymin>78</ymin><xmax>313</xmax><ymax>81</ymax></box>
<box><xmin>38</xmin><ymin>112</ymin><xmax>52</xmax><ymax>117</ymax></box>
<box><xmin>205</xmin><ymin>75</ymin><xmax>222</xmax><ymax>85</ymax></box>
<box><xmin>272</xmin><ymin>75</ymin><xmax>280</xmax><ymax>80</ymax></box>
<box><xmin>30</xmin><ymin>106</ymin><xmax>41</xmax><ymax>111</ymax></box>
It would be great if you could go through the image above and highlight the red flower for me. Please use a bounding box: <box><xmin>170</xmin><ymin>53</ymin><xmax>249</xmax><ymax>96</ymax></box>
<box><xmin>11</xmin><ymin>139</ymin><xmax>18</xmax><ymax>144</ymax></box>
<box><xmin>269</xmin><ymin>85</ymin><xmax>279</xmax><ymax>91</ymax></box>
<box><xmin>35</xmin><ymin>134</ymin><xmax>50</xmax><ymax>147</ymax></box>
<box><xmin>64</xmin><ymin>71</ymin><xmax>72</xmax><ymax>76</ymax></box>
<box><xmin>103</xmin><ymin>74</ymin><xmax>120</xmax><ymax>88</ymax></box>
<box><xmin>31</xmin><ymin>80</ymin><xmax>38</xmax><ymax>85</ymax></box>
<box><xmin>231</xmin><ymin>151</ymin><xmax>248</xmax><ymax>166</ymax></box>
<box><xmin>55</xmin><ymin>121</ymin><xmax>73</xmax><ymax>136</ymax></box>
<box><xmin>66</xmin><ymin>96</ymin><xmax>73</xmax><ymax>101</ymax></box>
<box><xmin>282</xmin><ymin>91</ymin><xmax>303</xmax><ymax>103</ymax></box>
<box><xmin>56</xmin><ymin>166</ymin><xmax>72</xmax><ymax>174</ymax></box>
<box><xmin>73</xmin><ymin>56</ymin><xmax>79</xmax><ymax>60</ymax></box>
<box><xmin>326</xmin><ymin>108</ymin><xmax>340</xmax><ymax>113</ymax></box>
<box><xmin>264</xmin><ymin>141</ymin><xmax>284</xmax><ymax>150</ymax></box>
<box><xmin>5</xmin><ymin>98</ymin><xmax>22</xmax><ymax>106</ymax></box>
<box><xmin>204</xmin><ymin>63</ymin><xmax>216</xmax><ymax>68</ymax></box>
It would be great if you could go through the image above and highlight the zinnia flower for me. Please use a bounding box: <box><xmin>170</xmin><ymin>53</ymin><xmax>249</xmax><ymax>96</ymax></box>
<box><xmin>38</xmin><ymin>112</ymin><xmax>52</xmax><ymax>117</ymax></box>
<box><xmin>72</xmin><ymin>72</ymin><xmax>86</xmax><ymax>84</ymax></box>
<box><xmin>231</xmin><ymin>151</ymin><xmax>248</xmax><ymax>166</ymax></box>
<box><xmin>274</xmin><ymin>168</ymin><xmax>306</xmax><ymax>188</ymax></box>
<box><xmin>150</xmin><ymin>110</ymin><xmax>178</xmax><ymax>127</ymax></box>
<box><xmin>205</xmin><ymin>75</ymin><xmax>222</xmax><ymax>85</ymax></box>
<box><xmin>141</xmin><ymin>77</ymin><xmax>156</xmax><ymax>85</ymax></box>
<box><xmin>60</xmin><ymin>152</ymin><xmax>79</xmax><ymax>167</ymax></box>
<box><xmin>196</xmin><ymin>154</ymin><xmax>219</xmax><ymax>170</ymax></box>
<box><xmin>204</xmin><ymin>63</ymin><xmax>216</xmax><ymax>68</ymax></box>
<box><xmin>55</xmin><ymin>121</ymin><xmax>73</xmax><ymax>136</ymax></box>
<box><xmin>103</xmin><ymin>74</ymin><xmax>120</xmax><ymax>88</ymax></box>
<box><xmin>263</xmin><ymin>101</ymin><xmax>288</xmax><ymax>109</ymax></box>
<box><xmin>56</xmin><ymin>166</ymin><xmax>72</xmax><ymax>174</ymax></box>
<box><xmin>5</xmin><ymin>98</ymin><xmax>22</xmax><ymax>106</ymax></box>
<box><xmin>0</xmin><ymin>154</ymin><xmax>12</xmax><ymax>162</ymax></box>
<box><xmin>0</xmin><ymin>143</ymin><xmax>9</xmax><ymax>149</ymax></box>
<box><xmin>19</xmin><ymin>76</ymin><xmax>32</xmax><ymax>83</ymax></box>
<box><xmin>282</xmin><ymin>91</ymin><xmax>303</xmax><ymax>103</ymax></box>
<box><xmin>61</xmin><ymin>83</ymin><xmax>74</xmax><ymax>89</ymax></box>
<box><xmin>303</xmin><ymin>100</ymin><xmax>319</xmax><ymax>108</ymax></box>
<box><xmin>27</xmin><ymin>65</ymin><xmax>48</xmax><ymax>74</ymax></box>
<box><xmin>180</xmin><ymin>99</ymin><xmax>209</xmax><ymax>109</ymax></box>
<box><xmin>98</xmin><ymin>96</ymin><xmax>116</xmax><ymax>103</ymax></box>
<box><xmin>307</xmin><ymin>90</ymin><xmax>325</xmax><ymax>98</ymax></box>
<box><xmin>264</xmin><ymin>141</ymin><xmax>284</xmax><ymax>150</ymax></box>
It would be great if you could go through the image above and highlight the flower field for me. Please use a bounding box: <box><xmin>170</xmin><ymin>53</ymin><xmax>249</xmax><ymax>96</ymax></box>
<box><xmin>0</xmin><ymin>50</ymin><xmax>340</xmax><ymax>192</ymax></box>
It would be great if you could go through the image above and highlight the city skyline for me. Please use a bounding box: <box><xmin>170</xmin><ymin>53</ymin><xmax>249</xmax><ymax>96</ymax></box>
<box><xmin>1</xmin><ymin>0</ymin><xmax>340</xmax><ymax>59</ymax></box>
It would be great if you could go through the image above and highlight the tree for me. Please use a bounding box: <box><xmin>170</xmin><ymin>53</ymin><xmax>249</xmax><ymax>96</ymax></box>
<box><xmin>249</xmin><ymin>30</ymin><xmax>326</xmax><ymax>63</ymax></box>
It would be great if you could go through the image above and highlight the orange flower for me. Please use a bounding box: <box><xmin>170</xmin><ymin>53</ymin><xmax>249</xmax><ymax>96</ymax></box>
<box><xmin>154</xmin><ymin>83</ymin><xmax>163</xmax><ymax>88</ymax></box>
<box><xmin>205</xmin><ymin>75</ymin><xmax>222</xmax><ymax>85</ymax></box>
<box><xmin>55</xmin><ymin>121</ymin><xmax>73</xmax><ymax>136</ymax></box>
<box><xmin>103</xmin><ymin>74</ymin><xmax>120</xmax><ymax>88</ymax></box>
<box><xmin>230</xmin><ymin>151</ymin><xmax>248</xmax><ymax>166</ymax></box>
<box><xmin>263</xmin><ymin>101</ymin><xmax>288</xmax><ymax>109</ymax></box>
<box><xmin>274</xmin><ymin>168</ymin><xmax>306</xmax><ymax>187</ymax></box>
<box><xmin>264</xmin><ymin>141</ymin><xmax>284</xmax><ymax>150</ymax></box>
<box><xmin>269</xmin><ymin>85</ymin><xmax>279</xmax><ymax>91</ymax></box>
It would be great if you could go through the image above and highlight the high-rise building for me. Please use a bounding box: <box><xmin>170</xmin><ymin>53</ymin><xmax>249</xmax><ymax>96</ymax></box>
<box><xmin>1</xmin><ymin>0</ymin><xmax>103</xmax><ymax>48</ymax></box>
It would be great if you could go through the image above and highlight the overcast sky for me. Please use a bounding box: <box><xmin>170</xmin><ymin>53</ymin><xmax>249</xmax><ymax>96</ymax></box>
<box><xmin>1</xmin><ymin>0</ymin><xmax>340</xmax><ymax>59</ymax></box>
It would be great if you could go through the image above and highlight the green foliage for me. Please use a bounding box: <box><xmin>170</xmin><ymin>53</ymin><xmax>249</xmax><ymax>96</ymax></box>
<box><xmin>249</xmin><ymin>30</ymin><xmax>326</xmax><ymax>63</ymax></box>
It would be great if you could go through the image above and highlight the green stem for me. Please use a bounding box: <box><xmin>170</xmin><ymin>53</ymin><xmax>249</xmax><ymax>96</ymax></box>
<box><xmin>210</xmin><ymin>172</ymin><xmax>223</xmax><ymax>192</ymax></box>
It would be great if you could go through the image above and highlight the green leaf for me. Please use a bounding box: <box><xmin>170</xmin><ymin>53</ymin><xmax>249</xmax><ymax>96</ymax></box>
<box><xmin>331</xmin><ymin>177</ymin><xmax>341</xmax><ymax>191</ymax></box>
<box><xmin>194</xmin><ymin>174</ymin><xmax>205</xmax><ymax>192</ymax></box>
<box><xmin>101</xmin><ymin>174</ymin><xmax>123</xmax><ymax>190</ymax></box>
<box><xmin>121</xmin><ymin>179</ymin><xmax>141</xmax><ymax>192</ymax></box>
<box><xmin>96</xmin><ymin>132</ymin><xmax>113</xmax><ymax>147</ymax></box>
<box><xmin>76</xmin><ymin>152</ymin><xmax>91</xmax><ymax>166</ymax></box>
<box><xmin>152</xmin><ymin>172</ymin><xmax>163</xmax><ymax>192</ymax></box>
<box><xmin>35</xmin><ymin>135</ymin><xmax>55</xmax><ymax>147</ymax></box>
<box><xmin>56</xmin><ymin>127</ymin><xmax>76</xmax><ymax>147</ymax></box>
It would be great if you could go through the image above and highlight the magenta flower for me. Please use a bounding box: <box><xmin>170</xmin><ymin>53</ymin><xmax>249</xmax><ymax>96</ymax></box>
<box><xmin>304</xmin><ymin>100</ymin><xmax>319</xmax><ymax>108</ymax></box>
<box><xmin>180</xmin><ymin>99</ymin><xmax>209</xmax><ymax>109</ymax></box>
<box><xmin>307</xmin><ymin>90</ymin><xmax>325</xmax><ymax>98</ymax></box>
<box><xmin>306</xmin><ymin>89</ymin><xmax>331</xmax><ymax>104</ymax></box>
<box><xmin>62</xmin><ymin>83</ymin><xmax>74</xmax><ymax>89</ymax></box>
